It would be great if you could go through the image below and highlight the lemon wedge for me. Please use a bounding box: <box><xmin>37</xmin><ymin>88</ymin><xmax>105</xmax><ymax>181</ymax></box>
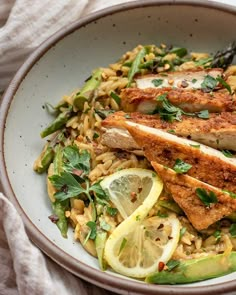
<box><xmin>104</xmin><ymin>214</ymin><xmax>180</xmax><ymax>278</ymax></box>
<box><xmin>100</xmin><ymin>168</ymin><xmax>161</xmax><ymax>219</ymax></box>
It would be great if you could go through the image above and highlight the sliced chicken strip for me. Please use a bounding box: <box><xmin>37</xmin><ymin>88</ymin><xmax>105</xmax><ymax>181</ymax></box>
<box><xmin>124</xmin><ymin>122</ymin><xmax>236</xmax><ymax>192</ymax></box>
<box><xmin>152</xmin><ymin>162</ymin><xmax>236</xmax><ymax>230</ymax></box>
<box><xmin>136</xmin><ymin>68</ymin><xmax>223</xmax><ymax>90</ymax></box>
<box><xmin>120</xmin><ymin>87</ymin><xmax>236</xmax><ymax>113</ymax></box>
<box><xmin>101</xmin><ymin>111</ymin><xmax>236</xmax><ymax>151</ymax></box>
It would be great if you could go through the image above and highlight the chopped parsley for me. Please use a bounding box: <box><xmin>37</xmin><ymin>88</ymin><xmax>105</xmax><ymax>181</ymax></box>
<box><xmin>195</xmin><ymin>188</ymin><xmax>218</xmax><ymax>206</ymax></box>
<box><xmin>173</xmin><ymin>159</ymin><xmax>192</xmax><ymax>174</ymax></box>
<box><xmin>229</xmin><ymin>224</ymin><xmax>236</xmax><ymax>237</ymax></box>
<box><xmin>93</xmin><ymin>132</ymin><xmax>99</xmax><ymax>139</ymax></box>
<box><xmin>152</xmin><ymin>79</ymin><xmax>163</xmax><ymax>87</ymax></box>
<box><xmin>216</xmin><ymin>76</ymin><xmax>232</xmax><ymax>94</ymax></box>
<box><xmin>213</xmin><ymin>230</ymin><xmax>221</xmax><ymax>242</ymax></box>
<box><xmin>197</xmin><ymin>109</ymin><xmax>209</xmax><ymax>119</ymax></box>
<box><xmin>157</xmin><ymin>211</ymin><xmax>168</xmax><ymax>218</ymax></box>
<box><xmin>106</xmin><ymin>206</ymin><xmax>118</xmax><ymax>216</ymax></box>
<box><xmin>167</xmin><ymin>129</ymin><xmax>176</xmax><ymax>134</ymax></box>
<box><xmin>201</xmin><ymin>75</ymin><xmax>218</xmax><ymax>92</ymax></box>
<box><xmin>110</xmin><ymin>91</ymin><xmax>121</xmax><ymax>105</ymax></box>
<box><xmin>192</xmin><ymin>78</ymin><xmax>197</xmax><ymax>84</ymax></box>
<box><xmin>86</xmin><ymin>221</ymin><xmax>97</xmax><ymax>240</ymax></box>
<box><xmin>221</xmin><ymin>149</ymin><xmax>234</xmax><ymax>158</ymax></box>
<box><xmin>179</xmin><ymin>227</ymin><xmax>187</xmax><ymax>239</ymax></box>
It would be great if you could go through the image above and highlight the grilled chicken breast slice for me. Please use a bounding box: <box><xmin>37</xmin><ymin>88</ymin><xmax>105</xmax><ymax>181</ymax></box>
<box><xmin>136</xmin><ymin>68</ymin><xmax>223</xmax><ymax>90</ymax></box>
<box><xmin>120</xmin><ymin>87</ymin><xmax>236</xmax><ymax>113</ymax></box>
<box><xmin>101</xmin><ymin>111</ymin><xmax>236</xmax><ymax>151</ymax></box>
<box><xmin>124</xmin><ymin>122</ymin><xmax>236</xmax><ymax>192</ymax></box>
<box><xmin>152</xmin><ymin>162</ymin><xmax>236</xmax><ymax>230</ymax></box>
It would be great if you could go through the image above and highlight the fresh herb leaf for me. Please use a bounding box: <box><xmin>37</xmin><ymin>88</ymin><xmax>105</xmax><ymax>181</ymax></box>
<box><xmin>195</xmin><ymin>188</ymin><xmax>218</xmax><ymax>206</ymax></box>
<box><xmin>157</xmin><ymin>93</ymin><xmax>168</xmax><ymax>101</ymax></box>
<box><xmin>166</xmin><ymin>259</ymin><xmax>181</xmax><ymax>271</ymax></box>
<box><xmin>192</xmin><ymin>78</ymin><xmax>197</xmax><ymax>84</ymax></box>
<box><xmin>213</xmin><ymin>230</ymin><xmax>221</xmax><ymax>242</ymax></box>
<box><xmin>127</xmin><ymin>47</ymin><xmax>146</xmax><ymax>87</ymax></box>
<box><xmin>49</xmin><ymin>172</ymin><xmax>86</xmax><ymax>201</ymax></box>
<box><xmin>86</xmin><ymin>221</ymin><xmax>97</xmax><ymax>240</ymax></box>
<box><xmin>216</xmin><ymin>76</ymin><xmax>232</xmax><ymax>94</ymax></box>
<box><xmin>95</xmin><ymin>109</ymin><xmax>115</xmax><ymax>119</ymax></box>
<box><xmin>194</xmin><ymin>57</ymin><xmax>213</xmax><ymax>67</ymax></box>
<box><xmin>63</xmin><ymin>146</ymin><xmax>90</xmax><ymax>175</ymax></box>
<box><xmin>157</xmin><ymin>211</ymin><xmax>168</xmax><ymax>218</ymax></box>
<box><xmin>173</xmin><ymin>159</ymin><xmax>192</xmax><ymax>174</ymax></box>
<box><xmin>106</xmin><ymin>207</ymin><xmax>118</xmax><ymax>216</ymax></box>
<box><xmin>179</xmin><ymin>227</ymin><xmax>186</xmax><ymax>239</ymax></box>
<box><xmin>100</xmin><ymin>220</ymin><xmax>111</xmax><ymax>232</ymax></box>
<box><xmin>152</xmin><ymin>79</ymin><xmax>163</xmax><ymax>87</ymax></box>
<box><xmin>167</xmin><ymin>129</ymin><xmax>175</xmax><ymax>134</ymax></box>
<box><xmin>110</xmin><ymin>91</ymin><xmax>121</xmax><ymax>105</ymax></box>
<box><xmin>90</xmin><ymin>181</ymin><xmax>109</xmax><ymax>203</ymax></box>
<box><xmin>221</xmin><ymin>150</ymin><xmax>233</xmax><ymax>158</ymax></box>
<box><xmin>118</xmin><ymin>238</ymin><xmax>127</xmax><ymax>255</ymax></box>
<box><xmin>189</xmin><ymin>144</ymin><xmax>200</xmax><ymax>149</ymax></box>
<box><xmin>169</xmin><ymin>47</ymin><xmax>187</xmax><ymax>58</ymax></box>
<box><xmin>197</xmin><ymin>110</ymin><xmax>209</xmax><ymax>119</ymax></box>
<box><xmin>222</xmin><ymin>190</ymin><xmax>236</xmax><ymax>199</ymax></box>
<box><xmin>93</xmin><ymin>132</ymin><xmax>99</xmax><ymax>139</ymax></box>
<box><xmin>229</xmin><ymin>224</ymin><xmax>236</xmax><ymax>237</ymax></box>
<box><xmin>201</xmin><ymin>75</ymin><xmax>218</xmax><ymax>92</ymax></box>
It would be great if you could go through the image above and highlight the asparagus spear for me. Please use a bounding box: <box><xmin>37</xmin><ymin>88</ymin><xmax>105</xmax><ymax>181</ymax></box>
<box><xmin>127</xmin><ymin>47</ymin><xmax>146</xmax><ymax>87</ymax></box>
<box><xmin>73</xmin><ymin>68</ymin><xmax>102</xmax><ymax>110</ymax></box>
<box><xmin>33</xmin><ymin>144</ymin><xmax>54</xmax><ymax>173</ymax></box>
<box><xmin>51</xmin><ymin>200</ymin><xmax>69</xmax><ymax>238</ymax></box>
<box><xmin>51</xmin><ymin>145</ymin><xmax>69</xmax><ymax>238</ymax></box>
<box><xmin>40</xmin><ymin>106</ymin><xmax>73</xmax><ymax>138</ymax></box>
<box><xmin>211</xmin><ymin>42</ymin><xmax>236</xmax><ymax>69</ymax></box>
<box><xmin>146</xmin><ymin>252</ymin><xmax>236</xmax><ymax>284</ymax></box>
<box><xmin>95</xmin><ymin>230</ymin><xmax>108</xmax><ymax>271</ymax></box>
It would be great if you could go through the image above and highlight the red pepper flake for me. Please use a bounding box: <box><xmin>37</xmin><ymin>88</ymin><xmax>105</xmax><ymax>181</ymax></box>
<box><xmin>157</xmin><ymin>223</ymin><xmax>164</xmax><ymax>230</ymax></box>
<box><xmin>130</xmin><ymin>191</ymin><xmax>137</xmax><ymax>203</ymax></box>
<box><xmin>72</xmin><ymin>169</ymin><xmax>83</xmax><ymax>177</ymax></box>
<box><xmin>48</xmin><ymin>214</ymin><xmax>59</xmax><ymax>223</ymax></box>
<box><xmin>158</xmin><ymin>261</ymin><xmax>165</xmax><ymax>271</ymax></box>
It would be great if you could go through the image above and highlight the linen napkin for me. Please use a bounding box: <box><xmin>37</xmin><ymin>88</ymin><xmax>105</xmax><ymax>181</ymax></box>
<box><xmin>0</xmin><ymin>0</ymin><xmax>133</xmax><ymax>294</ymax></box>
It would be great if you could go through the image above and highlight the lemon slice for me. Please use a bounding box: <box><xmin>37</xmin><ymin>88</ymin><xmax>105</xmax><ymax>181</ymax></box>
<box><xmin>104</xmin><ymin>214</ymin><xmax>180</xmax><ymax>278</ymax></box>
<box><xmin>100</xmin><ymin>168</ymin><xmax>161</xmax><ymax>219</ymax></box>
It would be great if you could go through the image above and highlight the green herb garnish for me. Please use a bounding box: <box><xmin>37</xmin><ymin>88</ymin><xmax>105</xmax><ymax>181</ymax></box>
<box><xmin>221</xmin><ymin>150</ymin><xmax>233</xmax><ymax>158</ymax></box>
<box><xmin>152</xmin><ymin>79</ymin><xmax>163</xmax><ymax>87</ymax></box>
<box><xmin>229</xmin><ymin>224</ymin><xmax>236</xmax><ymax>237</ymax></box>
<box><xmin>106</xmin><ymin>207</ymin><xmax>118</xmax><ymax>216</ymax></box>
<box><xmin>179</xmin><ymin>227</ymin><xmax>187</xmax><ymax>239</ymax></box>
<box><xmin>192</xmin><ymin>78</ymin><xmax>197</xmax><ymax>84</ymax></box>
<box><xmin>100</xmin><ymin>220</ymin><xmax>111</xmax><ymax>232</ymax></box>
<box><xmin>93</xmin><ymin>132</ymin><xmax>99</xmax><ymax>139</ymax></box>
<box><xmin>197</xmin><ymin>110</ymin><xmax>209</xmax><ymax>119</ymax></box>
<box><xmin>222</xmin><ymin>190</ymin><xmax>236</xmax><ymax>199</ymax></box>
<box><xmin>110</xmin><ymin>91</ymin><xmax>121</xmax><ymax>105</ymax></box>
<box><xmin>213</xmin><ymin>230</ymin><xmax>221</xmax><ymax>242</ymax></box>
<box><xmin>127</xmin><ymin>47</ymin><xmax>146</xmax><ymax>87</ymax></box>
<box><xmin>173</xmin><ymin>159</ymin><xmax>192</xmax><ymax>174</ymax></box>
<box><xmin>157</xmin><ymin>211</ymin><xmax>168</xmax><ymax>218</ymax></box>
<box><xmin>189</xmin><ymin>144</ymin><xmax>200</xmax><ymax>149</ymax></box>
<box><xmin>169</xmin><ymin>47</ymin><xmax>187</xmax><ymax>57</ymax></box>
<box><xmin>195</xmin><ymin>188</ymin><xmax>218</xmax><ymax>206</ymax></box>
<box><xmin>216</xmin><ymin>76</ymin><xmax>232</xmax><ymax>94</ymax></box>
<box><xmin>86</xmin><ymin>221</ymin><xmax>97</xmax><ymax>240</ymax></box>
<box><xmin>166</xmin><ymin>259</ymin><xmax>181</xmax><ymax>271</ymax></box>
<box><xmin>201</xmin><ymin>75</ymin><xmax>218</xmax><ymax>92</ymax></box>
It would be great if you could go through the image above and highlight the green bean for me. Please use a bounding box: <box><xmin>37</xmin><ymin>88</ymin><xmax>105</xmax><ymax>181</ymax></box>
<box><xmin>40</xmin><ymin>106</ymin><xmax>73</xmax><ymax>138</ymax></box>
<box><xmin>33</xmin><ymin>144</ymin><xmax>54</xmax><ymax>173</ymax></box>
<box><xmin>73</xmin><ymin>68</ymin><xmax>102</xmax><ymax>110</ymax></box>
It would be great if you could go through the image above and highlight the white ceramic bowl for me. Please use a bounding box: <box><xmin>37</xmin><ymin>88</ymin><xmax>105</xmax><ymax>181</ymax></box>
<box><xmin>1</xmin><ymin>1</ymin><xmax>236</xmax><ymax>294</ymax></box>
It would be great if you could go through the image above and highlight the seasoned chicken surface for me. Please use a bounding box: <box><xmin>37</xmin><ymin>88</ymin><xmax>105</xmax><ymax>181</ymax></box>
<box><xmin>120</xmin><ymin>87</ymin><xmax>236</xmax><ymax>113</ymax></box>
<box><xmin>152</xmin><ymin>162</ymin><xmax>236</xmax><ymax>230</ymax></box>
<box><xmin>124</xmin><ymin>122</ymin><xmax>236</xmax><ymax>192</ymax></box>
<box><xmin>101</xmin><ymin>111</ymin><xmax>236</xmax><ymax>151</ymax></box>
<box><xmin>136</xmin><ymin>68</ymin><xmax>223</xmax><ymax>90</ymax></box>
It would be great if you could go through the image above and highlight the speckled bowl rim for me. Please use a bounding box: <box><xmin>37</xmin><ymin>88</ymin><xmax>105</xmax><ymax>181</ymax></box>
<box><xmin>1</xmin><ymin>1</ymin><xmax>236</xmax><ymax>294</ymax></box>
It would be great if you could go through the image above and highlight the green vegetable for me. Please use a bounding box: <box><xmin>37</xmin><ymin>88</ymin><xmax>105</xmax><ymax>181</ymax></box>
<box><xmin>146</xmin><ymin>252</ymin><xmax>236</xmax><ymax>284</ymax></box>
<box><xmin>216</xmin><ymin>76</ymin><xmax>232</xmax><ymax>94</ymax></box>
<box><xmin>51</xmin><ymin>200</ymin><xmax>69</xmax><ymax>238</ymax></box>
<box><xmin>173</xmin><ymin>159</ymin><xmax>192</xmax><ymax>174</ymax></box>
<box><xmin>93</xmin><ymin>132</ymin><xmax>99</xmax><ymax>139</ymax></box>
<box><xmin>86</xmin><ymin>221</ymin><xmax>97</xmax><ymax>240</ymax></box>
<box><xmin>195</xmin><ymin>188</ymin><xmax>218</xmax><ymax>206</ymax></box>
<box><xmin>127</xmin><ymin>47</ymin><xmax>146</xmax><ymax>87</ymax></box>
<box><xmin>73</xmin><ymin>68</ymin><xmax>102</xmax><ymax>110</ymax></box>
<box><xmin>152</xmin><ymin>79</ymin><xmax>163</xmax><ymax>87</ymax></box>
<box><xmin>194</xmin><ymin>57</ymin><xmax>213</xmax><ymax>67</ymax></box>
<box><xmin>95</xmin><ymin>109</ymin><xmax>115</xmax><ymax>119</ymax></box>
<box><xmin>100</xmin><ymin>220</ymin><xmax>111</xmax><ymax>231</ymax></box>
<box><xmin>191</xmin><ymin>78</ymin><xmax>197</xmax><ymax>84</ymax></box>
<box><xmin>110</xmin><ymin>91</ymin><xmax>121</xmax><ymax>105</ymax></box>
<box><xmin>179</xmin><ymin>227</ymin><xmax>186</xmax><ymax>239</ymax></box>
<box><xmin>166</xmin><ymin>260</ymin><xmax>180</xmax><ymax>271</ymax></box>
<box><xmin>169</xmin><ymin>47</ymin><xmax>187</xmax><ymax>58</ymax></box>
<box><xmin>95</xmin><ymin>230</ymin><xmax>108</xmax><ymax>271</ymax></box>
<box><xmin>213</xmin><ymin>230</ymin><xmax>221</xmax><ymax>242</ymax></box>
<box><xmin>229</xmin><ymin>224</ymin><xmax>236</xmax><ymax>237</ymax></box>
<box><xmin>189</xmin><ymin>144</ymin><xmax>200</xmax><ymax>149</ymax></box>
<box><xmin>118</xmin><ymin>237</ymin><xmax>127</xmax><ymax>255</ymax></box>
<box><xmin>53</xmin><ymin>144</ymin><xmax>64</xmax><ymax>175</ymax></box>
<box><xmin>221</xmin><ymin>150</ymin><xmax>234</xmax><ymax>158</ymax></box>
<box><xmin>157</xmin><ymin>210</ymin><xmax>168</xmax><ymax>218</ymax></box>
<box><xmin>40</xmin><ymin>106</ymin><xmax>73</xmax><ymax>138</ymax></box>
<box><xmin>197</xmin><ymin>110</ymin><xmax>209</xmax><ymax>119</ymax></box>
<box><xmin>158</xmin><ymin>199</ymin><xmax>183</xmax><ymax>215</ymax></box>
<box><xmin>211</xmin><ymin>42</ymin><xmax>236</xmax><ymax>69</ymax></box>
<box><xmin>106</xmin><ymin>206</ymin><xmax>118</xmax><ymax>216</ymax></box>
<box><xmin>201</xmin><ymin>75</ymin><xmax>217</xmax><ymax>92</ymax></box>
<box><xmin>34</xmin><ymin>144</ymin><xmax>54</xmax><ymax>173</ymax></box>
<box><xmin>222</xmin><ymin>190</ymin><xmax>236</xmax><ymax>199</ymax></box>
